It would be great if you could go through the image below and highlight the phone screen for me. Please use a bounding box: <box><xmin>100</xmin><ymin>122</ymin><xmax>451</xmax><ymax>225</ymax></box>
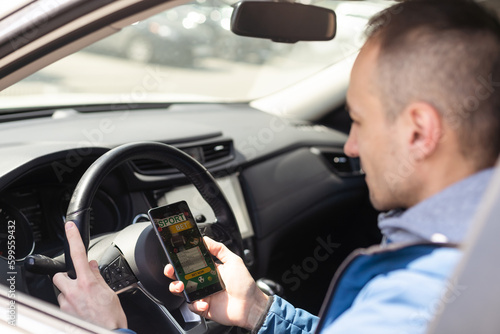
<box><xmin>148</xmin><ymin>200</ymin><xmax>224</xmax><ymax>302</ymax></box>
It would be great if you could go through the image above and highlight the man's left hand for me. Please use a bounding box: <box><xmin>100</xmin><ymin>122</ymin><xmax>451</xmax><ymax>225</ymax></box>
<box><xmin>53</xmin><ymin>221</ymin><xmax>127</xmax><ymax>330</ymax></box>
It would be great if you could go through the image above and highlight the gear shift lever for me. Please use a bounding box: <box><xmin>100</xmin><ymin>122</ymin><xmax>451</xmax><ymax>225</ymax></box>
<box><xmin>256</xmin><ymin>278</ymin><xmax>285</xmax><ymax>296</ymax></box>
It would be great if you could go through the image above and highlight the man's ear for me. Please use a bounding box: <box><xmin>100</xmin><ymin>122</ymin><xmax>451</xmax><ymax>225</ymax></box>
<box><xmin>403</xmin><ymin>102</ymin><xmax>443</xmax><ymax>161</ymax></box>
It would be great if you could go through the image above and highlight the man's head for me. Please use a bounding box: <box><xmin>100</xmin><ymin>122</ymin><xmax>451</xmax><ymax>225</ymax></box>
<box><xmin>344</xmin><ymin>0</ymin><xmax>500</xmax><ymax>211</ymax></box>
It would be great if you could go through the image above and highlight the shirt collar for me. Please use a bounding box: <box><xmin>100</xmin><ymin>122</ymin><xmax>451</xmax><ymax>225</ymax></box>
<box><xmin>378</xmin><ymin>168</ymin><xmax>495</xmax><ymax>245</ymax></box>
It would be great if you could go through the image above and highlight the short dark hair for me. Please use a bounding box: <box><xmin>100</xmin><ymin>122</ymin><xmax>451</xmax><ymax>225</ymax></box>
<box><xmin>367</xmin><ymin>0</ymin><xmax>500</xmax><ymax>169</ymax></box>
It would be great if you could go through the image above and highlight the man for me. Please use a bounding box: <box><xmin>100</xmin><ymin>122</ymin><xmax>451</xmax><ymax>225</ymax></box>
<box><xmin>53</xmin><ymin>0</ymin><xmax>500</xmax><ymax>333</ymax></box>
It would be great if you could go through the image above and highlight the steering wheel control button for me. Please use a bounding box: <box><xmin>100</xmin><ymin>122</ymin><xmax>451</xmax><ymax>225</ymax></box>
<box><xmin>100</xmin><ymin>255</ymin><xmax>137</xmax><ymax>292</ymax></box>
<box><xmin>195</xmin><ymin>214</ymin><xmax>206</xmax><ymax>223</ymax></box>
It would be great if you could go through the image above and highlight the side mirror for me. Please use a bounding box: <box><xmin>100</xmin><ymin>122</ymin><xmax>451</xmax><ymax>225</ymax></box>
<box><xmin>231</xmin><ymin>1</ymin><xmax>336</xmax><ymax>43</ymax></box>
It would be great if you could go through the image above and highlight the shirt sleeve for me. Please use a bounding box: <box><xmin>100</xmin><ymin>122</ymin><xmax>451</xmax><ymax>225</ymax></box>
<box><xmin>114</xmin><ymin>329</ymin><xmax>137</xmax><ymax>334</ymax></box>
<box><xmin>257</xmin><ymin>295</ymin><xmax>319</xmax><ymax>334</ymax></box>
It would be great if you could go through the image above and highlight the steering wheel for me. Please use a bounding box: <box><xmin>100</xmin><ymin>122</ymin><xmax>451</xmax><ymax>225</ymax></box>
<box><xmin>63</xmin><ymin>141</ymin><xmax>243</xmax><ymax>333</ymax></box>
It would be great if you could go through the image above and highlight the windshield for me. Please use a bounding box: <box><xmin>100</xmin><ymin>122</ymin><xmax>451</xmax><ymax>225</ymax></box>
<box><xmin>0</xmin><ymin>0</ymin><xmax>389</xmax><ymax>110</ymax></box>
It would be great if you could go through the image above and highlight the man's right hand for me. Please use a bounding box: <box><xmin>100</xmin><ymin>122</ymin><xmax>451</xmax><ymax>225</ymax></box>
<box><xmin>165</xmin><ymin>237</ymin><xmax>270</xmax><ymax>331</ymax></box>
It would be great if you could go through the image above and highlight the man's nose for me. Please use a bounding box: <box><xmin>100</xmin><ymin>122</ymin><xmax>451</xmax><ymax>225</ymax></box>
<box><xmin>344</xmin><ymin>130</ymin><xmax>359</xmax><ymax>158</ymax></box>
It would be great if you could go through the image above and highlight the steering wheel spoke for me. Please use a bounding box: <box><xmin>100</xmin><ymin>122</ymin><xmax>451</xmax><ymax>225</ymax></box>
<box><xmin>98</xmin><ymin>245</ymin><xmax>138</xmax><ymax>292</ymax></box>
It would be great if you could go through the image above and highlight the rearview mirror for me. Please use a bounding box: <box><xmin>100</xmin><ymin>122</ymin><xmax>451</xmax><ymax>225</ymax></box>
<box><xmin>231</xmin><ymin>1</ymin><xmax>336</xmax><ymax>43</ymax></box>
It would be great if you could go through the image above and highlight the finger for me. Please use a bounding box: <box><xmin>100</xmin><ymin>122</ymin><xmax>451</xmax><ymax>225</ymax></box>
<box><xmin>56</xmin><ymin>291</ymin><xmax>77</xmax><ymax>313</ymax></box>
<box><xmin>57</xmin><ymin>291</ymin><xmax>67</xmax><ymax>308</ymax></box>
<box><xmin>203</xmin><ymin>236</ymin><xmax>238</xmax><ymax>264</ymax></box>
<box><xmin>169</xmin><ymin>280</ymin><xmax>185</xmax><ymax>295</ymax></box>
<box><xmin>89</xmin><ymin>260</ymin><xmax>107</xmax><ymax>285</ymax></box>
<box><xmin>65</xmin><ymin>221</ymin><xmax>92</xmax><ymax>280</ymax></box>
<box><xmin>53</xmin><ymin>272</ymin><xmax>72</xmax><ymax>291</ymax></box>
<box><xmin>189</xmin><ymin>300</ymin><xmax>209</xmax><ymax>315</ymax></box>
<box><xmin>164</xmin><ymin>264</ymin><xmax>176</xmax><ymax>280</ymax></box>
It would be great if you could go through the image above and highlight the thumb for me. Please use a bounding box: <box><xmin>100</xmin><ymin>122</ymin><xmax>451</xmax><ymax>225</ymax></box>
<box><xmin>203</xmin><ymin>236</ymin><xmax>236</xmax><ymax>264</ymax></box>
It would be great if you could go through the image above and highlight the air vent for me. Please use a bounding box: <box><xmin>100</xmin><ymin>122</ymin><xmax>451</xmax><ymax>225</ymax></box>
<box><xmin>320</xmin><ymin>151</ymin><xmax>363</xmax><ymax>176</ymax></box>
<box><xmin>202</xmin><ymin>141</ymin><xmax>232</xmax><ymax>163</ymax></box>
<box><xmin>132</xmin><ymin>140</ymin><xmax>233</xmax><ymax>175</ymax></box>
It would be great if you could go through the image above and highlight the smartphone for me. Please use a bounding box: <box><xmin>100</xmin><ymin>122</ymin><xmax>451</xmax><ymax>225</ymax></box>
<box><xmin>148</xmin><ymin>200</ymin><xmax>224</xmax><ymax>303</ymax></box>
